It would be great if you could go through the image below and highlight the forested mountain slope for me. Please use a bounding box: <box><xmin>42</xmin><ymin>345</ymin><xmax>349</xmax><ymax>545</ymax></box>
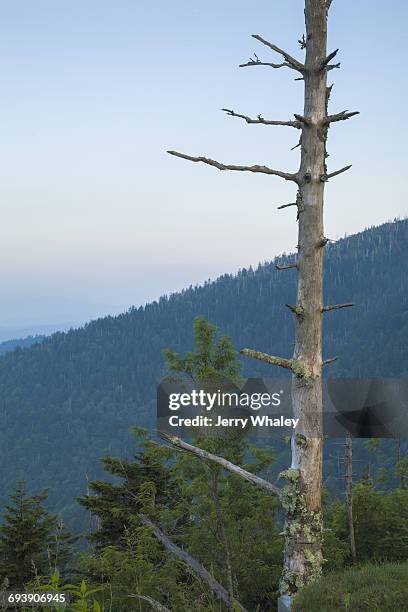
<box><xmin>0</xmin><ymin>219</ymin><xmax>407</xmax><ymax>523</ymax></box>
<box><xmin>0</xmin><ymin>336</ymin><xmax>44</xmax><ymax>356</ymax></box>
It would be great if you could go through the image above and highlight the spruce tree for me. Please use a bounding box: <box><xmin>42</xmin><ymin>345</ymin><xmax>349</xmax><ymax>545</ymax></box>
<box><xmin>0</xmin><ymin>481</ymin><xmax>74</xmax><ymax>588</ymax></box>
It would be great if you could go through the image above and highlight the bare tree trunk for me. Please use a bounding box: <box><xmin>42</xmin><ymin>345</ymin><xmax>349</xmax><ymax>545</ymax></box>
<box><xmin>280</xmin><ymin>0</ymin><xmax>327</xmax><ymax>594</ymax></box>
<box><xmin>345</xmin><ymin>434</ymin><xmax>357</xmax><ymax>563</ymax></box>
<box><xmin>166</xmin><ymin>0</ymin><xmax>356</xmax><ymax>599</ymax></box>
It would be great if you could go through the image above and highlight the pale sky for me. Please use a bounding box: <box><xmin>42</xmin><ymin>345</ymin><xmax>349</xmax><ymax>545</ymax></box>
<box><xmin>0</xmin><ymin>0</ymin><xmax>407</xmax><ymax>335</ymax></box>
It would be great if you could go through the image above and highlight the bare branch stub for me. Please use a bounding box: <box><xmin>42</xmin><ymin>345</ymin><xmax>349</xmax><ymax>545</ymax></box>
<box><xmin>323</xmin><ymin>357</ymin><xmax>338</xmax><ymax>366</ymax></box>
<box><xmin>291</xmin><ymin>135</ymin><xmax>302</xmax><ymax>151</ymax></box>
<box><xmin>320</xmin><ymin>48</ymin><xmax>339</xmax><ymax>70</ymax></box>
<box><xmin>321</xmin><ymin>165</ymin><xmax>352</xmax><ymax>181</ymax></box>
<box><xmin>294</xmin><ymin>114</ymin><xmax>311</xmax><ymax>126</ymax></box>
<box><xmin>298</xmin><ymin>34</ymin><xmax>307</xmax><ymax>50</ymax></box>
<box><xmin>275</xmin><ymin>263</ymin><xmax>298</xmax><ymax>271</ymax></box>
<box><xmin>285</xmin><ymin>304</ymin><xmax>305</xmax><ymax>319</ymax></box>
<box><xmin>241</xmin><ymin>348</ymin><xmax>312</xmax><ymax>380</ymax></box>
<box><xmin>317</xmin><ymin>237</ymin><xmax>330</xmax><ymax>248</ymax></box>
<box><xmin>325</xmin><ymin>110</ymin><xmax>360</xmax><ymax>125</ymax></box>
<box><xmin>322</xmin><ymin>303</ymin><xmax>354</xmax><ymax>313</ymax></box>
<box><xmin>167</xmin><ymin>151</ymin><xmax>299</xmax><ymax>183</ymax></box>
<box><xmin>326</xmin><ymin>62</ymin><xmax>341</xmax><ymax>72</ymax></box>
<box><xmin>277</xmin><ymin>202</ymin><xmax>297</xmax><ymax>210</ymax></box>
<box><xmin>222</xmin><ymin>108</ymin><xmax>301</xmax><ymax>129</ymax></box>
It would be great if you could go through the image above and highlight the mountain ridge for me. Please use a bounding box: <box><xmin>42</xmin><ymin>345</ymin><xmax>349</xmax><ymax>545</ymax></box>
<box><xmin>0</xmin><ymin>218</ymin><xmax>407</xmax><ymax>523</ymax></box>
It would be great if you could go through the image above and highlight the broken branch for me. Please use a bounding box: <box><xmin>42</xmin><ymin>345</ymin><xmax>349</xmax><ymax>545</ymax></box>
<box><xmin>277</xmin><ymin>202</ymin><xmax>297</xmax><ymax>210</ymax></box>
<box><xmin>323</xmin><ymin>165</ymin><xmax>352</xmax><ymax>180</ymax></box>
<box><xmin>167</xmin><ymin>151</ymin><xmax>298</xmax><ymax>183</ymax></box>
<box><xmin>251</xmin><ymin>34</ymin><xmax>305</xmax><ymax>72</ymax></box>
<box><xmin>139</xmin><ymin>514</ymin><xmax>248</xmax><ymax>611</ymax></box>
<box><xmin>323</xmin><ymin>357</ymin><xmax>338</xmax><ymax>366</ymax></box>
<box><xmin>241</xmin><ymin>348</ymin><xmax>313</xmax><ymax>380</ymax></box>
<box><xmin>222</xmin><ymin>108</ymin><xmax>301</xmax><ymax>129</ymax></box>
<box><xmin>326</xmin><ymin>62</ymin><xmax>341</xmax><ymax>72</ymax></box>
<box><xmin>325</xmin><ymin>110</ymin><xmax>360</xmax><ymax>124</ymax></box>
<box><xmin>159</xmin><ymin>433</ymin><xmax>281</xmax><ymax>497</ymax></box>
<box><xmin>322</xmin><ymin>303</ymin><xmax>354</xmax><ymax>312</ymax></box>
<box><xmin>285</xmin><ymin>304</ymin><xmax>305</xmax><ymax>317</ymax></box>
<box><xmin>275</xmin><ymin>263</ymin><xmax>298</xmax><ymax>270</ymax></box>
<box><xmin>294</xmin><ymin>114</ymin><xmax>311</xmax><ymax>126</ymax></box>
<box><xmin>239</xmin><ymin>58</ymin><xmax>289</xmax><ymax>70</ymax></box>
<box><xmin>320</xmin><ymin>49</ymin><xmax>339</xmax><ymax>70</ymax></box>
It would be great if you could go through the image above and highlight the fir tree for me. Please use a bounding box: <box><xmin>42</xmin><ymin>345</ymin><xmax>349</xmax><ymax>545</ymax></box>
<box><xmin>0</xmin><ymin>481</ymin><xmax>74</xmax><ymax>588</ymax></box>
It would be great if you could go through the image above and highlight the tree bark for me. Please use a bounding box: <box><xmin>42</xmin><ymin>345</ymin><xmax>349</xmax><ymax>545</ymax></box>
<box><xmin>280</xmin><ymin>0</ymin><xmax>327</xmax><ymax>595</ymax></box>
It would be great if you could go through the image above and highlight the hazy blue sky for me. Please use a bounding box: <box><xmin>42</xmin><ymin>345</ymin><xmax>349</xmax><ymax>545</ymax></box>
<box><xmin>0</xmin><ymin>0</ymin><xmax>407</xmax><ymax>335</ymax></box>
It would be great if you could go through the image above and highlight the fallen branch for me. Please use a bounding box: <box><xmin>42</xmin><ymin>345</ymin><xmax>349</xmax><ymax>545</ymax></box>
<box><xmin>159</xmin><ymin>433</ymin><xmax>281</xmax><ymax>497</ymax></box>
<box><xmin>139</xmin><ymin>514</ymin><xmax>249</xmax><ymax>612</ymax></box>
<box><xmin>167</xmin><ymin>151</ymin><xmax>298</xmax><ymax>182</ymax></box>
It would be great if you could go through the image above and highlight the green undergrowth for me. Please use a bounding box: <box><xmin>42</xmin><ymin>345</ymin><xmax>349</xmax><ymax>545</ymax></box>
<box><xmin>292</xmin><ymin>561</ymin><xmax>408</xmax><ymax>611</ymax></box>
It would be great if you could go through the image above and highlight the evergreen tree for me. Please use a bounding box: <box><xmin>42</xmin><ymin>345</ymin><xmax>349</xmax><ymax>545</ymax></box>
<box><xmin>0</xmin><ymin>481</ymin><xmax>74</xmax><ymax>588</ymax></box>
<box><xmin>78</xmin><ymin>427</ymin><xmax>180</xmax><ymax>551</ymax></box>
<box><xmin>79</xmin><ymin>319</ymin><xmax>282</xmax><ymax>610</ymax></box>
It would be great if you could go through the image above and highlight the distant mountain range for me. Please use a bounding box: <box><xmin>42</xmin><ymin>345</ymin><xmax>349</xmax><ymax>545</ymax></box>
<box><xmin>0</xmin><ymin>336</ymin><xmax>45</xmax><ymax>356</ymax></box>
<box><xmin>0</xmin><ymin>219</ymin><xmax>407</xmax><ymax>525</ymax></box>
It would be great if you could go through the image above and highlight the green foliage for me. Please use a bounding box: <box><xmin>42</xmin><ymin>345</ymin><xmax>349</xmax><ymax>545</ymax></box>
<box><xmin>163</xmin><ymin>315</ymin><xmax>241</xmax><ymax>384</ymax></box>
<box><xmin>0</xmin><ymin>220</ymin><xmax>407</xmax><ymax>524</ymax></box>
<box><xmin>292</xmin><ymin>562</ymin><xmax>408</xmax><ymax>611</ymax></box>
<box><xmin>77</xmin><ymin>430</ymin><xmax>179</xmax><ymax>551</ymax></box>
<box><xmin>0</xmin><ymin>482</ymin><xmax>75</xmax><ymax>588</ymax></box>
<box><xmin>78</xmin><ymin>319</ymin><xmax>282</xmax><ymax>610</ymax></box>
<box><xmin>324</xmin><ymin>483</ymin><xmax>408</xmax><ymax>566</ymax></box>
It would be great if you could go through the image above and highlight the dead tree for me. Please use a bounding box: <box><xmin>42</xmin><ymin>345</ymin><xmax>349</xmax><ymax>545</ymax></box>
<box><xmin>345</xmin><ymin>434</ymin><xmax>357</xmax><ymax>563</ymax></box>
<box><xmin>166</xmin><ymin>0</ymin><xmax>357</xmax><ymax>597</ymax></box>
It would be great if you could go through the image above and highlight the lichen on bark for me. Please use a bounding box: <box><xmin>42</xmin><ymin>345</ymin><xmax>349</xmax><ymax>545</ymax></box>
<box><xmin>279</xmin><ymin>468</ymin><xmax>323</xmax><ymax>594</ymax></box>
